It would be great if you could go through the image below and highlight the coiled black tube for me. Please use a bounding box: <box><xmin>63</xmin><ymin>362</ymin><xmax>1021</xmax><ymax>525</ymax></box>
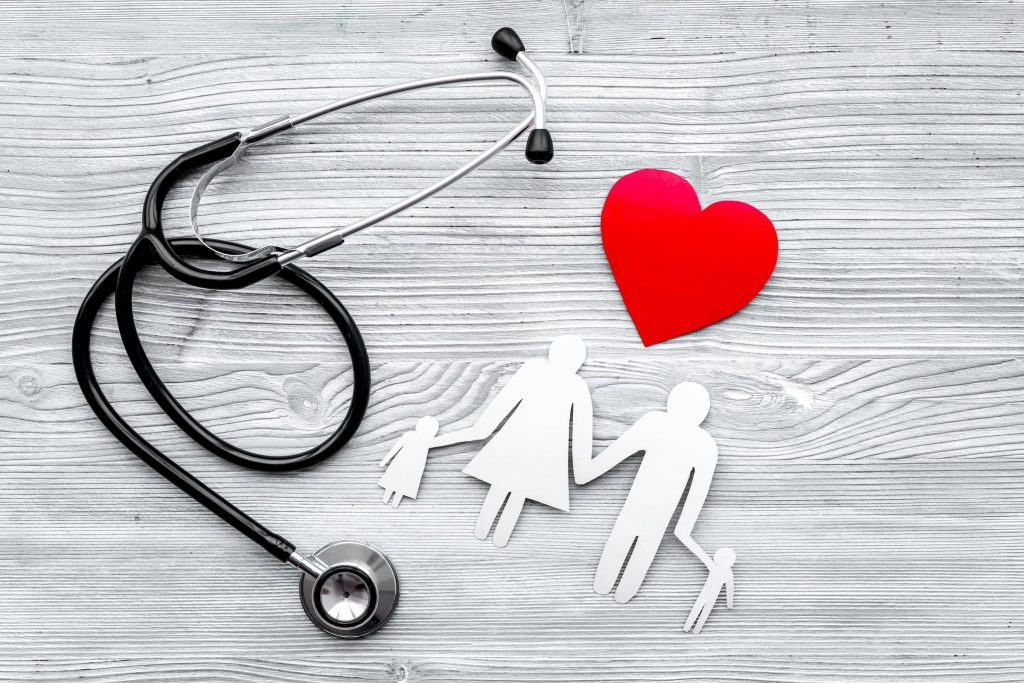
<box><xmin>72</xmin><ymin>237</ymin><xmax>370</xmax><ymax>562</ymax></box>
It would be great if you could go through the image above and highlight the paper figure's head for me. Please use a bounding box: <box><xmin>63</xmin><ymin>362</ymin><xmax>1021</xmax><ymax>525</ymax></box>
<box><xmin>415</xmin><ymin>415</ymin><xmax>440</xmax><ymax>436</ymax></box>
<box><xmin>548</xmin><ymin>335</ymin><xmax>586</xmax><ymax>372</ymax></box>
<box><xmin>668</xmin><ymin>382</ymin><xmax>710</xmax><ymax>424</ymax></box>
<box><xmin>714</xmin><ymin>548</ymin><xmax>736</xmax><ymax>568</ymax></box>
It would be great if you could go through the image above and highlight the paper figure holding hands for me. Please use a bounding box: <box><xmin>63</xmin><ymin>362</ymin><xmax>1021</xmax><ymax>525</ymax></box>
<box><xmin>378</xmin><ymin>344</ymin><xmax>737</xmax><ymax>631</ymax></box>
<box><xmin>432</xmin><ymin>335</ymin><xmax>592</xmax><ymax>547</ymax></box>
<box><xmin>379</xmin><ymin>416</ymin><xmax>440</xmax><ymax>508</ymax></box>
<box><xmin>573</xmin><ymin>381</ymin><xmax>734</xmax><ymax>629</ymax></box>
<box><xmin>685</xmin><ymin>548</ymin><xmax>734</xmax><ymax>634</ymax></box>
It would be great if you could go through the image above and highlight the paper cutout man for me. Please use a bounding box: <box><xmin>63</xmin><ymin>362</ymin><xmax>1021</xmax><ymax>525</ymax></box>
<box><xmin>432</xmin><ymin>335</ymin><xmax>592</xmax><ymax>547</ymax></box>
<box><xmin>573</xmin><ymin>382</ymin><xmax>734</xmax><ymax>625</ymax></box>
<box><xmin>378</xmin><ymin>416</ymin><xmax>440</xmax><ymax>508</ymax></box>
<box><xmin>685</xmin><ymin>548</ymin><xmax>734</xmax><ymax>634</ymax></box>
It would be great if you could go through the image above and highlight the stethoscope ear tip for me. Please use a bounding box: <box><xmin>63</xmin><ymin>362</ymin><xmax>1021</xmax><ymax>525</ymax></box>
<box><xmin>300</xmin><ymin>541</ymin><xmax>399</xmax><ymax>638</ymax></box>
<box><xmin>526</xmin><ymin>128</ymin><xmax>554</xmax><ymax>164</ymax></box>
<box><xmin>492</xmin><ymin>27</ymin><xmax>526</xmax><ymax>60</ymax></box>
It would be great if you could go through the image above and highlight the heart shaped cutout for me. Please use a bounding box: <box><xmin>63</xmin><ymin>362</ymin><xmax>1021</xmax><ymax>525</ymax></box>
<box><xmin>601</xmin><ymin>169</ymin><xmax>778</xmax><ymax>346</ymax></box>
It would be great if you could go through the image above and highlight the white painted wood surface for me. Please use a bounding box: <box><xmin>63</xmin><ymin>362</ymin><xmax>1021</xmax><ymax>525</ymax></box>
<box><xmin>2</xmin><ymin>1</ymin><xmax>1024</xmax><ymax>680</ymax></box>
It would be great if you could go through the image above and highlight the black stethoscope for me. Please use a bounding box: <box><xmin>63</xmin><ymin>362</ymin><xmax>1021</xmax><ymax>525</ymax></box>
<box><xmin>72</xmin><ymin>28</ymin><xmax>551</xmax><ymax>639</ymax></box>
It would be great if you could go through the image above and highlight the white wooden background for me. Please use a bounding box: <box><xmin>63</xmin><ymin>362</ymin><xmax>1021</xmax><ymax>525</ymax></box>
<box><xmin>2</xmin><ymin>1</ymin><xmax>1024</xmax><ymax>680</ymax></box>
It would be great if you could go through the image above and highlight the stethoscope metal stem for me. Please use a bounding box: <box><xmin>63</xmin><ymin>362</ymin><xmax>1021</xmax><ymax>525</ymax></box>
<box><xmin>278</xmin><ymin>107</ymin><xmax>533</xmax><ymax>265</ymax></box>
<box><xmin>289</xmin><ymin>551</ymin><xmax>329</xmax><ymax>579</ymax></box>
<box><xmin>517</xmin><ymin>52</ymin><xmax>546</xmax><ymax>104</ymax></box>
<box><xmin>278</xmin><ymin>62</ymin><xmax>545</xmax><ymax>134</ymax></box>
<box><xmin>192</xmin><ymin>53</ymin><xmax>549</xmax><ymax>267</ymax></box>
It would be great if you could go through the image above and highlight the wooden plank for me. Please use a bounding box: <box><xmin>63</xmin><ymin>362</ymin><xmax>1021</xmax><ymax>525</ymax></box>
<box><xmin>1</xmin><ymin>0</ymin><xmax>1021</xmax><ymax>57</ymax></box>
<box><xmin>4</xmin><ymin>51</ymin><xmax>1024</xmax><ymax>162</ymax></box>
<box><xmin>582</xmin><ymin>0</ymin><xmax>1024</xmax><ymax>55</ymax></box>
<box><xmin>6</xmin><ymin>243</ymin><xmax>1024</xmax><ymax>362</ymax></box>
<box><xmin>0</xmin><ymin>0</ymin><xmax>576</xmax><ymax>57</ymax></box>
<box><xmin>6</xmin><ymin>359</ymin><xmax>1024</xmax><ymax>465</ymax></box>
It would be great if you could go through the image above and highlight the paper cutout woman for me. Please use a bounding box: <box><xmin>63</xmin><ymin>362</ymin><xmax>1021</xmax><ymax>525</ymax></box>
<box><xmin>433</xmin><ymin>335</ymin><xmax>592</xmax><ymax>547</ymax></box>
<box><xmin>378</xmin><ymin>416</ymin><xmax>440</xmax><ymax>508</ymax></box>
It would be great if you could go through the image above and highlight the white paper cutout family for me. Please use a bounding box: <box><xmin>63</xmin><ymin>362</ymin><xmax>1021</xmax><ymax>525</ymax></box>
<box><xmin>377</xmin><ymin>335</ymin><xmax>734</xmax><ymax>633</ymax></box>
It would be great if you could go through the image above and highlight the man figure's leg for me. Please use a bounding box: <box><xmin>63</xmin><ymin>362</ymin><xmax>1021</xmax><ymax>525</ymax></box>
<box><xmin>594</xmin><ymin>517</ymin><xmax>638</xmax><ymax>595</ymax></box>
<box><xmin>614</xmin><ymin>534</ymin><xmax>661</xmax><ymax>603</ymax></box>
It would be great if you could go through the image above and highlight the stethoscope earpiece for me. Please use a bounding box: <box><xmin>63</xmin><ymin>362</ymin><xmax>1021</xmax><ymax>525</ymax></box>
<box><xmin>490</xmin><ymin>27</ymin><xmax>553</xmax><ymax>165</ymax></box>
<box><xmin>299</xmin><ymin>541</ymin><xmax>399</xmax><ymax>639</ymax></box>
<box><xmin>526</xmin><ymin>127</ymin><xmax>554</xmax><ymax>164</ymax></box>
<box><xmin>491</xmin><ymin>27</ymin><xmax>526</xmax><ymax>59</ymax></box>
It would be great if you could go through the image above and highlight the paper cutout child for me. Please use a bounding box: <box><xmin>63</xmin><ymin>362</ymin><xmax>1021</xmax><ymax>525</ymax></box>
<box><xmin>573</xmin><ymin>382</ymin><xmax>734</xmax><ymax>621</ymax></box>
<box><xmin>379</xmin><ymin>416</ymin><xmax>440</xmax><ymax>508</ymax></box>
<box><xmin>432</xmin><ymin>335</ymin><xmax>592</xmax><ymax>547</ymax></box>
<box><xmin>685</xmin><ymin>548</ymin><xmax>734</xmax><ymax>634</ymax></box>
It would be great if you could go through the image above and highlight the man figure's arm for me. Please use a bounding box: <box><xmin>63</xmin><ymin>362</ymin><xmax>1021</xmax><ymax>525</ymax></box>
<box><xmin>672</xmin><ymin>441</ymin><xmax>718</xmax><ymax>570</ymax></box>
<box><xmin>573</xmin><ymin>413</ymin><xmax>653</xmax><ymax>485</ymax></box>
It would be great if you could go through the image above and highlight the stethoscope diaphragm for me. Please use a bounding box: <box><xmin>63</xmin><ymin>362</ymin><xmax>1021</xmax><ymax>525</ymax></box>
<box><xmin>300</xmin><ymin>541</ymin><xmax>399</xmax><ymax>638</ymax></box>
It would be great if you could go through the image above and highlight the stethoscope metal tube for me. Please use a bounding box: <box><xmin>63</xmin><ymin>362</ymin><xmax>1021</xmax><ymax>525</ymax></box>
<box><xmin>72</xmin><ymin>27</ymin><xmax>550</xmax><ymax>639</ymax></box>
<box><xmin>191</xmin><ymin>45</ymin><xmax>550</xmax><ymax>266</ymax></box>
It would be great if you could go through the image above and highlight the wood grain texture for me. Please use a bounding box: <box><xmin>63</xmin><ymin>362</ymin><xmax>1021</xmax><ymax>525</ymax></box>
<box><xmin>4</xmin><ymin>48</ymin><xmax>1024</xmax><ymax>360</ymax></box>
<box><xmin>2</xmin><ymin>0</ymin><xmax>1022</xmax><ymax>56</ymax></box>
<box><xmin>2</xmin><ymin>1</ymin><xmax>1024</xmax><ymax>681</ymax></box>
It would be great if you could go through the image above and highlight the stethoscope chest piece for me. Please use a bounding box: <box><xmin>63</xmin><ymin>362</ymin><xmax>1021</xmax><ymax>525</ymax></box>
<box><xmin>300</xmin><ymin>541</ymin><xmax>399</xmax><ymax>638</ymax></box>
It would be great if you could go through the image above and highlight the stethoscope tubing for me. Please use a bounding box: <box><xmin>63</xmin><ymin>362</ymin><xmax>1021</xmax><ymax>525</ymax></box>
<box><xmin>73</xmin><ymin>236</ymin><xmax>370</xmax><ymax>561</ymax></box>
<box><xmin>73</xmin><ymin>133</ymin><xmax>371</xmax><ymax>562</ymax></box>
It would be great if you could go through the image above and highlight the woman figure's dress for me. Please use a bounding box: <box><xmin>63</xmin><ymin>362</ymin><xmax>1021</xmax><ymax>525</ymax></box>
<box><xmin>461</xmin><ymin>359</ymin><xmax>586</xmax><ymax>512</ymax></box>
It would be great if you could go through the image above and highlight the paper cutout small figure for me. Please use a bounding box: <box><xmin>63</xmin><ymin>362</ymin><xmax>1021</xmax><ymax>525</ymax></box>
<box><xmin>574</xmin><ymin>381</ymin><xmax>734</xmax><ymax>623</ymax></box>
<box><xmin>379</xmin><ymin>416</ymin><xmax>440</xmax><ymax>508</ymax></box>
<box><xmin>684</xmin><ymin>548</ymin><xmax>735</xmax><ymax>634</ymax></box>
<box><xmin>432</xmin><ymin>335</ymin><xmax>592</xmax><ymax>547</ymax></box>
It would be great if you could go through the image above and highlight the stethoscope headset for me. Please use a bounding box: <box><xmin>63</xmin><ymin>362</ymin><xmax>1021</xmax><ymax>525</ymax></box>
<box><xmin>72</xmin><ymin>28</ymin><xmax>551</xmax><ymax>638</ymax></box>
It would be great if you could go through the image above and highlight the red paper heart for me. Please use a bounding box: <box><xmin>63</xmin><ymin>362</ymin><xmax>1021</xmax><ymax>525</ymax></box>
<box><xmin>601</xmin><ymin>169</ymin><xmax>778</xmax><ymax>346</ymax></box>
